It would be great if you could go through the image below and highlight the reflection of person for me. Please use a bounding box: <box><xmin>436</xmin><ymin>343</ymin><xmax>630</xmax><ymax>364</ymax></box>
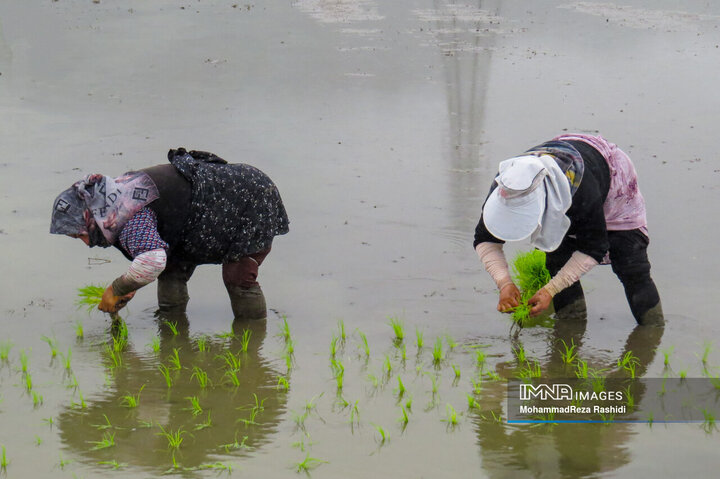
<box><xmin>56</xmin><ymin>319</ymin><xmax>287</xmax><ymax>470</ymax></box>
<box><xmin>50</xmin><ymin>149</ymin><xmax>289</xmax><ymax>321</ymax></box>
<box><xmin>474</xmin><ymin>134</ymin><xmax>663</xmax><ymax>325</ymax></box>
<box><xmin>475</xmin><ymin>320</ymin><xmax>664</xmax><ymax>478</ymax></box>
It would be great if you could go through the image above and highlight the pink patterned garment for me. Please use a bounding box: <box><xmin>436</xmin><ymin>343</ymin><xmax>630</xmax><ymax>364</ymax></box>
<box><xmin>553</xmin><ymin>134</ymin><xmax>648</xmax><ymax>235</ymax></box>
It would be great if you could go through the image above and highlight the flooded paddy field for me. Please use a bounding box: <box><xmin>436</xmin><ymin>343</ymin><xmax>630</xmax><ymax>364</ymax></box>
<box><xmin>2</xmin><ymin>0</ymin><xmax>720</xmax><ymax>477</ymax></box>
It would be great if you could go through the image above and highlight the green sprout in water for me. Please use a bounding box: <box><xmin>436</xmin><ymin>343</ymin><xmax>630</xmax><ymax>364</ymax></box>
<box><xmin>618</xmin><ymin>351</ymin><xmax>640</xmax><ymax>378</ymax></box>
<box><xmin>240</xmin><ymin>329</ymin><xmax>252</xmax><ymax>353</ymax></box>
<box><xmin>19</xmin><ymin>349</ymin><xmax>29</xmax><ymax>373</ymax></box>
<box><xmin>357</xmin><ymin>330</ymin><xmax>370</xmax><ymax>358</ymax></box>
<box><xmin>120</xmin><ymin>384</ymin><xmax>145</xmax><ymax>408</ymax></box>
<box><xmin>41</xmin><ymin>335</ymin><xmax>59</xmax><ymax>358</ymax></box>
<box><xmin>329</xmin><ymin>335</ymin><xmax>339</xmax><ymax>359</ymax></box>
<box><xmin>1</xmin><ymin>445</ymin><xmax>7</xmax><ymax>470</ymax></box>
<box><xmin>389</xmin><ymin>316</ymin><xmax>405</xmax><ymax>343</ymax></box>
<box><xmin>184</xmin><ymin>396</ymin><xmax>203</xmax><ymax>417</ymax></box>
<box><xmin>61</xmin><ymin>348</ymin><xmax>72</xmax><ymax>372</ymax></box>
<box><xmin>372</xmin><ymin>424</ymin><xmax>388</xmax><ymax>444</ymax></box>
<box><xmin>443</xmin><ymin>403</ymin><xmax>460</xmax><ymax>428</ymax></box>
<box><xmin>168</xmin><ymin>348</ymin><xmax>182</xmax><ymax>370</ymax></box>
<box><xmin>75</xmin><ymin>321</ymin><xmax>84</xmax><ymax>340</ymax></box>
<box><xmin>148</xmin><ymin>336</ymin><xmax>161</xmax><ymax>354</ymax></box>
<box><xmin>89</xmin><ymin>431</ymin><xmax>116</xmax><ymax>451</ymax></box>
<box><xmin>295</xmin><ymin>453</ymin><xmax>328</xmax><ymax>474</ymax></box>
<box><xmin>191</xmin><ymin>366</ymin><xmax>211</xmax><ymax>388</ymax></box>
<box><xmin>337</xmin><ymin>320</ymin><xmax>346</xmax><ymax>343</ymax></box>
<box><xmin>194</xmin><ymin>411</ymin><xmax>213</xmax><ymax>431</ymax></box>
<box><xmin>158</xmin><ymin>364</ymin><xmax>173</xmax><ymax>388</ymax></box>
<box><xmin>157</xmin><ymin>425</ymin><xmax>187</xmax><ymax>451</ymax></box>
<box><xmin>0</xmin><ymin>341</ymin><xmax>12</xmax><ymax>362</ymax></box>
<box><xmin>661</xmin><ymin>346</ymin><xmax>675</xmax><ymax>368</ymax></box>
<box><xmin>415</xmin><ymin>328</ymin><xmax>424</xmax><ymax>350</ymax></box>
<box><xmin>217</xmin><ymin>350</ymin><xmax>242</xmax><ymax>371</ymax></box>
<box><xmin>432</xmin><ymin>337</ymin><xmax>444</xmax><ymax>366</ymax></box>
<box><xmin>163</xmin><ymin>320</ymin><xmax>179</xmax><ymax>336</ymax></box>
<box><xmin>559</xmin><ymin>339</ymin><xmax>578</xmax><ymax>365</ymax></box>
<box><xmin>195</xmin><ymin>335</ymin><xmax>209</xmax><ymax>353</ymax></box>
<box><xmin>510</xmin><ymin>250</ymin><xmax>551</xmax><ymax>325</ymax></box>
<box><xmin>277</xmin><ymin>376</ymin><xmax>290</xmax><ymax>391</ymax></box>
<box><xmin>279</xmin><ymin>316</ymin><xmax>292</xmax><ymax>343</ymax></box>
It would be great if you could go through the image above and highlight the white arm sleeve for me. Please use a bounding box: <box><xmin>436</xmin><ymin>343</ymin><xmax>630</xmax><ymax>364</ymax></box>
<box><xmin>543</xmin><ymin>251</ymin><xmax>598</xmax><ymax>297</ymax></box>
<box><xmin>475</xmin><ymin>242</ymin><xmax>513</xmax><ymax>290</ymax></box>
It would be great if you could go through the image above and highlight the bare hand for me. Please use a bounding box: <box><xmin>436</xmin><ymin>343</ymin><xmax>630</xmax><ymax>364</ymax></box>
<box><xmin>528</xmin><ymin>288</ymin><xmax>552</xmax><ymax>317</ymax></box>
<box><xmin>497</xmin><ymin>283</ymin><xmax>521</xmax><ymax>313</ymax></box>
<box><xmin>99</xmin><ymin>286</ymin><xmax>136</xmax><ymax>313</ymax></box>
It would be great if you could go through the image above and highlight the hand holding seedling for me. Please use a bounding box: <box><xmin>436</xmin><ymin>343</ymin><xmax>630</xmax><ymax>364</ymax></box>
<box><xmin>98</xmin><ymin>286</ymin><xmax>135</xmax><ymax>313</ymax></box>
<box><xmin>497</xmin><ymin>283</ymin><xmax>521</xmax><ymax>312</ymax></box>
<box><xmin>527</xmin><ymin>288</ymin><xmax>552</xmax><ymax>316</ymax></box>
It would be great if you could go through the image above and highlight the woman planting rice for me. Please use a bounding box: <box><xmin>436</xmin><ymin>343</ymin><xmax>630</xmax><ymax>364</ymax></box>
<box><xmin>50</xmin><ymin>148</ymin><xmax>289</xmax><ymax>321</ymax></box>
<box><xmin>473</xmin><ymin>134</ymin><xmax>663</xmax><ymax>325</ymax></box>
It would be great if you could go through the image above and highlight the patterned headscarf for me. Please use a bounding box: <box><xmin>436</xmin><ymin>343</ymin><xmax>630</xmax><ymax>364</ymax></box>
<box><xmin>50</xmin><ymin>172</ymin><xmax>159</xmax><ymax>247</ymax></box>
<box><xmin>524</xmin><ymin>140</ymin><xmax>585</xmax><ymax>196</ymax></box>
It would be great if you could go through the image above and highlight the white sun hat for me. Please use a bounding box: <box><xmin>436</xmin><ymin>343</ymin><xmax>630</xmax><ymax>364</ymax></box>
<box><xmin>482</xmin><ymin>154</ymin><xmax>572</xmax><ymax>250</ymax></box>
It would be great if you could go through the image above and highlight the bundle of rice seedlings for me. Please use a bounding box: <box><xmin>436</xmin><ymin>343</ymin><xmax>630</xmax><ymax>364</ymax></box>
<box><xmin>510</xmin><ymin>250</ymin><xmax>551</xmax><ymax>325</ymax></box>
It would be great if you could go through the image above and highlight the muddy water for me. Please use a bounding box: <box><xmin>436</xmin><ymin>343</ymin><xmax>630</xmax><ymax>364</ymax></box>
<box><xmin>1</xmin><ymin>0</ymin><xmax>720</xmax><ymax>477</ymax></box>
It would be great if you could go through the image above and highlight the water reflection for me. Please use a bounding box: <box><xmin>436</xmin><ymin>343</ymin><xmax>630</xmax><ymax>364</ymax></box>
<box><xmin>473</xmin><ymin>321</ymin><xmax>664</xmax><ymax>478</ymax></box>
<box><xmin>56</xmin><ymin>318</ymin><xmax>287</xmax><ymax>472</ymax></box>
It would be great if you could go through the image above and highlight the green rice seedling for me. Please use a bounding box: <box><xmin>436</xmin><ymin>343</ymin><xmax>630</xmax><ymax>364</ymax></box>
<box><xmin>76</xmin><ymin>285</ymin><xmax>105</xmax><ymax>311</ymax></box>
<box><xmin>432</xmin><ymin>337</ymin><xmax>444</xmax><ymax>366</ymax></box>
<box><xmin>515</xmin><ymin>361</ymin><xmax>542</xmax><ymax>380</ymax></box>
<box><xmin>489</xmin><ymin>410</ymin><xmax>503</xmax><ymax>423</ymax></box>
<box><xmin>452</xmin><ymin>364</ymin><xmax>461</xmax><ymax>380</ymax></box>
<box><xmin>415</xmin><ymin>328</ymin><xmax>424</xmax><ymax>353</ymax></box>
<box><xmin>35</xmin><ymin>436</ymin><xmax>42</xmax><ymax>446</ymax></box>
<box><xmin>396</xmin><ymin>376</ymin><xmax>406</xmax><ymax>398</ymax></box>
<box><xmin>475</xmin><ymin>349</ymin><xmax>487</xmax><ymax>371</ymax></box>
<box><xmin>467</xmin><ymin>394</ymin><xmax>482</xmax><ymax>411</ymax></box>
<box><xmin>331</xmin><ymin>359</ymin><xmax>345</xmax><ymax>390</ymax></box>
<box><xmin>337</xmin><ymin>320</ymin><xmax>347</xmax><ymax>343</ymax></box>
<box><xmin>190</xmin><ymin>366</ymin><xmax>211</xmax><ymax>388</ymax></box>
<box><xmin>19</xmin><ymin>349</ymin><xmax>29</xmax><ymax>373</ymax></box>
<box><xmin>0</xmin><ymin>341</ymin><xmax>12</xmax><ymax>361</ymax></box>
<box><xmin>662</xmin><ymin>346</ymin><xmax>675</xmax><ymax>367</ymax></box>
<box><xmin>98</xmin><ymin>460</ymin><xmax>126</xmax><ymax>470</ymax></box>
<box><xmin>425</xmin><ymin>372</ymin><xmax>439</xmax><ymax>396</ymax></box>
<box><xmin>277</xmin><ymin>376</ymin><xmax>290</xmax><ymax>391</ymax></box>
<box><xmin>32</xmin><ymin>391</ymin><xmax>43</xmax><ymax>407</ymax></box>
<box><xmin>158</xmin><ymin>364</ymin><xmax>173</xmax><ymax>388</ymax></box>
<box><xmin>198</xmin><ymin>462</ymin><xmax>233</xmax><ymax>473</ymax></box>
<box><xmin>61</xmin><ymin>348</ymin><xmax>72</xmax><ymax>372</ymax></box>
<box><xmin>219</xmin><ymin>432</ymin><xmax>250</xmax><ymax>452</ymax></box>
<box><xmin>112</xmin><ymin>322</ymin><xmax>129</xmax><ymax>353</ymax></box>
<box><xmin>217</xmin><ymin>350</ymin><xmax>241</xmax><ymax>371</ymax></box>
<box><xmin>41</xmin><ymin>335</ymin><xmax>59</xmax><ymax>358</ymax></box>
<box><xmin>559</xmin><ymin>339</ymin><xmax>578</xmax><ymax>365</ymax></box>
<box><xmin>445</xmin><ymin>334</ymin><xmax>458</xmax><ymax>351</ymax></box>
<box><xmin>618</xmin><ymin>351</ymin><xmax>640</xmax><ymax>378</ymax></box>
<box><xmin>216</xmin><ymin>330</ymin><xmax>236</xmax><ymax>339</ymax></box>
<box><xmin>184</xmin><ymin>396</ymin><xmax>203</xmax><ymax>417</ymax></box>
<box><xmin>279</xmin><ymin>316</ymin><xmax>292</xmax><ymax>343</ymax></box>
<box><xmin>148</xmin><ymin>336</ymin><xmax>161</xmax><ymax>354</ymax></box>
<box><xmin>398</xmin><ymin>405</ymin><xmax>409</xmax><ymax>428</ymax></box>
<box><xmin>575</xmin><ymin>359</ymin><xmax>589</xmax><ymax>379</ymax></box>
<box><xmin>120</xmin><ymin>384</ymin><xmax>145</xmax><ymax>408</ymax></box>
<box><xmin>43</xmin><ymin>417</ymin><xmax>54</xmax><ymax>428</ymax></box>
<box><xmin>284</xmin><ymin>349</ymin><xmax>294</xmax><ymax>371</ymax></box>
<box><xmin>405</xmin><ymin>396</ymin><xmax>413</xmax><ymax>411</ymax></box>
<box><xmin>75</xmin><ymin>321</ymin><xmax>84</xmax><ymax>340</ymax></box>
<box><xmin>138</xmin><ymin>418</ymin><xmax>154</xmax><ymax>429</ymax></box>
<box><xmin>349</xmin><ymin>400</ymin><xmax>360</xmax><ymax>428</ymax></box>
<box><xmin>58</xmin><ymin>454</ymin><xmax>73</xmax><ymax>470</ymax></box>
<box><xmin>194</xmin><ymin>411</ymin><xmax>213</xmax><ymax>431</ymax></box>
<box><xmin>512</xmin><ymin>344</ymin><xmax>526</xmax><ymax>364</ymax></box>
<box><xmin>1</xmin><ymin>445</ymin><xmax>7</xmax><ymax>470</ymax></box>
<box><xmin>92</xmin><ymin>414</ymin><xmax>113</xmax><ymax>430</ymax></box>
<box><xmin>624</xmin><ymin>386</ymin><xmax>635</xmax><ymax>411</ymax></box>
<box><xmin>366</xmin><ymin>373</ymin><xmax>379</xmax><ymax>389</ymax></box>
<box><xmin>240</xmin><ymin>329</ymin><xmax>252</xmax><ymax>352</ymax></box>
<box><xmin>24</xmin><ymin>373</ymin><xmax>33</xmax><ymax>392</ymax></box>
<box><xmin>472</xmin><ymin>377</ymin><xmax>483</xmax><ymax>395</ymax></box>
<box><xmin>383</xmin><ymin>354</ymin><xmax>393</xmax><ymax>376</ymax></box>
<box><xmin>195</xmin><ymin>335</ymin><xmax>209</xmax><ymax>353</ymax></box>
<box><xmin>104</xmin><ymin>344</ymin><xmax>122</xmax><ymax>368</ymax></box>
<box><xmin>372</xmin><ymin>424</ymin><xmax>388</xmax><ymax>444</ymax></box>
<box><xmin>295</xmin><ymin>453</ymin><xmax>328</xmax><ymax>474</ymax></box>
<box><xmin>443</xmin><ymin>403</ymin><xmax>460</xmax><ymax>428</ymax></box>
<box><xmin>224</xmin><ymin>369</ymin><xmax>241</xmax><ymax>387</ymax></box>
<box><xmin>163</xmin><ymin>320</ymin><xmax>179</xmax><ymax>336</ymax></box>
<box><xmin>357</xmin><ymin>331</ymin><xmax>370</xmax><ymax>357</ymax></box>
<box><xmin>329</xmin><ymin>335</ymin><xmax>339</xmax><ymax>358</ymax></box>
<box><xmin>679</xmin><ymin>369</ymin><xmax>688</xmax><ymax>379</ymax></box>
<box><xmin>157</xmin><ymin>425</ymin><xmax>187</xmax><ymax>451</ymax></box>
<box><xmin>485</xmin><ymin>370</ymin><xmax>501</xmax><ymax>381</ymax></box>
<box><xmin>400</xmin><ymin>342</ymin><xmax>407</xmax><ymax>363</ymax></box>
<box><xmin>698</xmin><ymin>341</ymin><xmax>713</xmax><ymax>364</ymax></box>
<box><xmin>73</xmin><ymin>390</ymin><xmax>87</xmax><ymax>410</ymax></box>
<box><xmin>389</xmin><ymin>316</ymin><xmax>405</xmax><ymax>343</ymax></box>
<box><xmin>590</xmin><ymin>371</ymin><xmax>605</xmax><ymax>393</ymax></box>
<box><xmin>168</xmin><ymin>348</ymin><xmax>182</xmax><ymax>370</ymax></box>
<box><xmin>89</xmin><ymin>431</ymin><xmax>116</xmax><ymax>450</ymax></box>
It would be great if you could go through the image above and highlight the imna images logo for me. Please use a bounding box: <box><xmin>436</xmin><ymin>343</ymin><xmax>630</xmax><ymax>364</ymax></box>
<box><xmin>519</xmin><ymin>383</ymin><xmax>573</xmax><ymax>401</ymax></box>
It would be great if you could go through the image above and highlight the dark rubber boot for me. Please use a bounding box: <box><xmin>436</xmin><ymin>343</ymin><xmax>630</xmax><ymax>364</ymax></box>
<box><xmin>227</xmin><ymin>284</ymin><xmax>267</xmax><ymax>321</ymax></box>
<box><xmin>157</xmin><ymin>279</ymin><xmax>190</xmax><ymax>314</ymax></box>
<box><xmin>638</xmin><ymin>301</ymin><xmax>664</xmax><ymax>326</ymax></box>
